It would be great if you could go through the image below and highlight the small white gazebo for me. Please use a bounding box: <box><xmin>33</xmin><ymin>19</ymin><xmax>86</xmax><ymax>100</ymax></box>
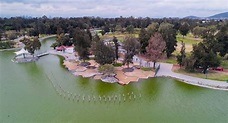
<box><xmin>14</xmin><ymin>48</ymin><xmax>30</xmax><ymax>58</ymax></box>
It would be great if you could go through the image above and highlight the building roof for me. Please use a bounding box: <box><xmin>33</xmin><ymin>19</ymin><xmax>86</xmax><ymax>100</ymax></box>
<box><xmin>14</xmin><ymin>48</ymin><xmax>29</xmax><ymax>55</ymax></box>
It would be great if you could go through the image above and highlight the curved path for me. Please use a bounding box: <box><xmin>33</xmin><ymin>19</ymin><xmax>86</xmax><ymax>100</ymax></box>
<box><xmin>156</xmin><ymin>63</ymin><xmax>228</xmax><ymax>91</ymax></box>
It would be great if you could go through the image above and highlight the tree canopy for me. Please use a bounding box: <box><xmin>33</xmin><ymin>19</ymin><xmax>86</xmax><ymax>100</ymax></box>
<box><xmin>94</xmin><ymin>40</ymin><xmax>115</xmax><ymax>65</ymax></box>
<box><xmin>20</xmin><ymin>37</ymin><xmax>41</xmax><ymax>56</ymax></box>
<box><xmin>179</xmin><ymin>22</ymin><xmax>190</xmax><ymax>37</ymax></box>
<box><xmin>73</xmin><ymin>28</ymin><xmax>91</xmax><ymax>61</ymax></box>
<box><xmin>158</xmin><ymin>22</ymin><xmax>177</xmax><ymax>58</ymax></box>
<box><xmin>123</xmin><ymin>36</ymin><xmax>140</xmax><ymax>68</ymax></box>
<box><xmin>146</xmin><ymin>32</ymin><xmax>166</xmax><ymax>68</ymax></box>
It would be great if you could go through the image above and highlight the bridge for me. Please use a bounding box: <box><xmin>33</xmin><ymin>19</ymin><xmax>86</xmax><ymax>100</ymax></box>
<box><xmin>37</xmin><ymin>52</ymin><xmax>49</xmax><ymax>58</ymax></box>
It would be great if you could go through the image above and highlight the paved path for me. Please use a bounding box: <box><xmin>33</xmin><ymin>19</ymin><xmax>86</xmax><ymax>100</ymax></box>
<box><xmin>48</xmin><ymin>50</ymin><xmax>79</xmax><ymax>61</ymax></box>
<box><xmin>156</xmin><ymin>63</ymin><xmax>228</xmax><ymax>91</ymax></box>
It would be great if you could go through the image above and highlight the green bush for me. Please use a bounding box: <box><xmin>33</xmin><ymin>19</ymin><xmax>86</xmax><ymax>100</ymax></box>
<box><xmin>141</xmin><ymin>67</ymin><xmax>154</xmax><ymax>71</ymax></box>
<box><xmin>113</xmin><ymin>63</ymin><xmax>123</xmax><ymax>67</ymax></box>
<box><xmin>0</xmin><ymin>41</ymin><xmax>15</xmax><ymax>49</ymax></box>
<box><xmin>98</xmin><ymin>64</ymin><xmax>115</xmax><ymax>76</ymax></box>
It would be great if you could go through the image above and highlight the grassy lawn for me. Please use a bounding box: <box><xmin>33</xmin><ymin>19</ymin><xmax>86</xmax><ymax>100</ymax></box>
<box><xmin>141</xmin><ymin>67</ymin><xmax>155</xmax><ymax>71</ymax></box>
<box><xmin>177</xmin><ymin>33</ymin><xmax>202</xmax><ymax>44</ymax></box>
<box><xmin>101</xmin><ymin>32</ymin><xmax>138</xmax><ymax>42</ymax></box>
<box><xmin>221</xmin><ymin>60</ymin><xmax>228</xmax><ymax>69</ymax></box>
<box><xmin>161</xmin><ymin>56</ymin><xmax>177</xmax><ymax>64</ymax></box>
<box><xmin>176</xmin><ymin>33</ymin><xmax>203</xmax><ymax>54</ymax></box>
<box><xmin>174</xmin><ymin>69</ymin><xmax>228</xmax><ymax>81</ymax></box>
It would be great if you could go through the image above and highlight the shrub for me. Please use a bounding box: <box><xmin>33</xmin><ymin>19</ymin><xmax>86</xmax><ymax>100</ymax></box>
<box><xmin>98</xmin><ymin>64</ymin><xmax>115</xmax><ymax>76</ymax></box>
<box><xmin>113</xmin><ymin>63</ymin><xmax>123</xmax><ymax>67</ymax></box>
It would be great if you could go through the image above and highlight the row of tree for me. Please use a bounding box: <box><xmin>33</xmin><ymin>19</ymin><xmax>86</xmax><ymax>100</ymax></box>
<box><xmin>177</xmin><ymin>23</ymin><xmax>228</xmax><ymax>73</ymax></box>
<box><xmin>1</xmin><ymin>16</ymin><xmax>226</xmax><ymax>40</ymax></box>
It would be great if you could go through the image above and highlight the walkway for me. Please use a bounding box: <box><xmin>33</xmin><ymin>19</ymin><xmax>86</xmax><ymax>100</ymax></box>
<box><xmin>48</xmin><ymin>50</ymin><xmax>78</xmax><ymax>61</ymax></box>
<box><xmin>156</xmin><ymin>63</ymin><xmax>228</xmax><ymax>90</ymax></box>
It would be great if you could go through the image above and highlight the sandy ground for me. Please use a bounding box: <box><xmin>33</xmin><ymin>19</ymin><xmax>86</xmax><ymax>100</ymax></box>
<box><xmin>63</xmin><ymin>59</ymin><xmax>155</xmax><ymax>84</ymax></box>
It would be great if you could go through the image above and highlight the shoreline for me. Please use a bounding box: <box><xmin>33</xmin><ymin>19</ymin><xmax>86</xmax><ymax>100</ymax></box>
<box><xmin>48</xmin><ymin>50</ymin><xmax>155</xmax><ymax>85</ymax></box>
<box><xmin>0</xmin><ymin>35</ymin><xmax>56</xmax><ymax>52</ymax></box>
<box><xmin>8</xmin><ymin>35</ymin><xmax>227</xmax><ymax>90</ymax></box>
<box><xmin>49</xmin><ymin>50</ymin><xmax>228</xmax><ymax>91</ymax></box>
<box><xmin>158</xmin><ymin>75</ymin><xmax>228</xmax><ymax>91</ymax></box>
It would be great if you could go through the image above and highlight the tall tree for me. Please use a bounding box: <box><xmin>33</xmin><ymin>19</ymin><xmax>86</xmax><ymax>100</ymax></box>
<box><xmin>147</xmin><ymin>22</ymin><xmax>159</xmax><ymax>37</ymax></box>
<box><xmin>123</xmin><ymin>36</ymin><xmax>140</xmax><ymax>68</ymax></box>
<box><xmin>73</xmin><ymin>28</ymin><xmax>91</xmax><ymax>61</ymax></box>
<box><xmin>139</xmin><ymin>28</ymin><xmax>150</xmax><ymax>53</ymax></box>
<box><xmin>56</xmin><ymin>33</ymin><xmax>72</xmax><ymax>46</ymax></box>
<box><xmin>94</xmin><ymin>40</ymin><xmax>115</xmax><ymax>65</ymax></box>
<box><xmin>126</xmin><ymin>25</ymin><xmax>134</xmax><ymax>34</ymax></box>
<box><xmin>146</xmin><ymin>33</ymin><xmax>166</xmax><ymax>68</ymax></box>
<box><xmin>159</xmin><ymin>22</ymin><xmax>177</xmax><ymax>58</ymax></box>
<box><xmin>56</xmin><ymin>27</ymin><xmax>64</xmax><ymax>35</ymax></box>
<box><xmin>113</xmin><ymin>36</ymin><xmax>119</xmax><ymax>61</ymax></box>
<box><xmin>216</xmin><ymin>24</ymin><xmax>228</xmax><ymax>57</ymax></box>
<box><xmin>179</xmin><ymin>22</ymin><xmax>190</xmax><ymax>38</ymax></box>
<box><xmin>192</xmin><ymin>26</ymin><xmax>207</xmax><ymax>38</ymax></box>
<box><xmin>20</xmin><ymin>37</ymin><xmax>41</xmax><ymax>57</ymax></box>
<box><xmin>192</xmin><ymin>42</ymin><xmax>221</xmax><ymax>74</ymax></box>
<box><xmin>176</xmin><ymin>41</ymin><xmax>186</xmax><ymax>67</ymax></box>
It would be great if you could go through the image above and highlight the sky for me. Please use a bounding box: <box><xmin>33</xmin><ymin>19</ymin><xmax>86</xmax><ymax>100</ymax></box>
<box><xmin>0</xmin><ymin>0</ymin><xmax>227</xmax><ymax>18</ymax></box>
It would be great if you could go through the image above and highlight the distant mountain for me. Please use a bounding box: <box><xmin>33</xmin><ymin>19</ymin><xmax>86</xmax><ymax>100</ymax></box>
<box><xmin>208</xmin><ymin>12</ymin><xmax>228</xmax><ymax>19</ymax></box>
<box><xmin>184</xmin><ymin>12</ymin><xmax>228</xmax><ymax>19</ymax></box>
<box><xmin>184</xmin><ymin>16</ymin><xmax>201</xmax><ymax>19</ymax></box>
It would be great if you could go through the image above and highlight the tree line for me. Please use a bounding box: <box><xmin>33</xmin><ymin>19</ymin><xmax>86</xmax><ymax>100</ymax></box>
<box><xmin>0</xmin><ymin>15</ymin><xmax>226</xmax><ymax>40</ymax></box>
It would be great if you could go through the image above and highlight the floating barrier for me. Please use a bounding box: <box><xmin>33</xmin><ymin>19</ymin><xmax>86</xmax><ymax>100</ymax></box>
<box><xmin>45</xmin><ymin>72</ymin><xmax>143</xmax><ymax>104</ymax></box>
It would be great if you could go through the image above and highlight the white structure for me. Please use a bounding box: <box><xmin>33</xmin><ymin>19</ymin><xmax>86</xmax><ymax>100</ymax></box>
<box><xmin>133</xmin><ymin>55</ymin><xmax>158</xmax><ymax>68</ymax></box>
<box><xmin>14</xmin><ymin>48</ymin><xmax>29</xmax><ymax>56</ymax></box>
<box><xmin>65</xmin><ymin>47</ymin><xmax>74</xmax><ymax>53</ymax></box>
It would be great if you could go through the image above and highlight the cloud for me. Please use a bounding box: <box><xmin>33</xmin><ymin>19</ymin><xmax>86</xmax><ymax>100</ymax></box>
<box><xmin>0</xmin><ymin>0</ymin><xmax>227</xmax><ymax>18</ymax></box>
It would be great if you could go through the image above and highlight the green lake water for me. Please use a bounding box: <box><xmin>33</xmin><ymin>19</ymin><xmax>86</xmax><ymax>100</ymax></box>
<box><xmin>0</xmin><ymin>37</ymin><xmax>227</xmax><ymax>123</ymax></box>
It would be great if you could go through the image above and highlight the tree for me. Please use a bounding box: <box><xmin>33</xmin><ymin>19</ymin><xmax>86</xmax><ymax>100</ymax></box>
<box><xmin>139</xmin><ymin>28</ymin><xmax>150</xmax><ymax>53</ymax></box>
<box><xmin>94</xmin><ymin>40</ymin><xmax>115</xmax><ymax>65</ymax></box>
<box><xmin>147</xmin><ymin>22</ymin><xmax>159</xmax><ymax>37</ymax></box>
<box><xmin>56</xmin><ymin>33</ymin><xmax>71</xmax><ymax>46</ymax></box>
<box><xmin>123</xmin><ymin>36</ymin><xmax>140</xmax><ymax>68</ymax></box>
<box><xmin>20</xmin><ymin>37</ymin><xmax>41</xmax><ymax>56</ymax></box>
<box><xmin>176</xmin><ymin>41</ymin><xmax>186</xmax><ymax>67</ymax></box>
<box><xmin>146</xmin><ymin>33</ymin><xmax>166</xmax><ymax>68</ymax></box>
<box><xmin>179</xmin><ymin>22</ymin><xmax>190</xmax><ymax>38</ymax></box>
<box><xmin>192</xmin><ymin>26</ymin><xmax>207</xmax><ymax>38</ymax></box>
<box><xmin>56</xmin><ymin>27</ymin><xmax>64</xmax><ymax>35</ymax></box>
<box><xmin>216</xmin><ymin>24</ymin><xmax>228</xmax><ymax>57</ymax></box>
<box><xmin>73</xmin><ymin>28</ymin><xmax>91</xmax><ymax>61</ymax></box>
<box><xmin>126</xmin><ymin>25</ymin><xmax>134</xmax><ymax>34</ymax></box>
<box><xmin>98</xmin><ymin>64</ymin><xmax>115</xmax><ymax>77</ymax></box>
<box><xmin>158</xmin><ymin>22</ymin><xmax>177</xmax><ymax>58</ymax></box>
<box><xmin>113</xmin><ymin>36</ymin><xmax>119</xmax><ymax>61</ymax></box>
<box><xmin>183</xmin><ymin>55</ymin><xmax>196</xmax><ymax>72</ymax></box>
<box><xmin>192</xmin><ymin>42</ymin><xmax>221</xmax><ymax>74</ymax></box>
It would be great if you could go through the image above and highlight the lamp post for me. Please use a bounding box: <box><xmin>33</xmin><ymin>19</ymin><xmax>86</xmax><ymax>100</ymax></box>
<box><xmin>205</xmin><ymin>68</ymin><xmax>209</xmax><ymax>79</ymax></box>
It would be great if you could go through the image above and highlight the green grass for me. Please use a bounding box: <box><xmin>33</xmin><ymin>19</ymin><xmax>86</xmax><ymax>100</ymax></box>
<box><xmin>177</xmin><ymin>33</ymin><xmax>201</xmax><ymax>44</ymax></box>
<box><xmin>174</xmin><ymin>69</ymin><xmax>228</xmax><ymax>81</ymax></box>
<box><xmin>141</xmin><ymin>67</ymin><xmax>155</xmax><ymax>71</ymax></box>
<box><xmin>101</xmin><ymin>32</ymin><xmax>139</xmax><ymax>42</ymax></box>
<box><xmin>113</xmin><ymin>63</ymin><xmax>123</xmax><ymax>67</ymax></box>
<box><xmin>221</xmin><ymin>60</ymin><xmax>228</xmax><ymax>69</ymax></box>
<box><xmin>161</xmin><ymin>56</ymin><xmax>178</xmax><ymax>64</ymax></box>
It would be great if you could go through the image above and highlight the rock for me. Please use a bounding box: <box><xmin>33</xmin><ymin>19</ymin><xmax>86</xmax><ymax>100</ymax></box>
<box><xmin>101</xmin><ymin>76</ymin><xmax>118</xmax><ymax>83</ymax></box>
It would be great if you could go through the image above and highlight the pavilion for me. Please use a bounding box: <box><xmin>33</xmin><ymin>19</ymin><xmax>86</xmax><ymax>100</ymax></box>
<box><xmin>14</xmin><ymin>48</ymin><xmax>30</xmax><ymax>58</ymax></box>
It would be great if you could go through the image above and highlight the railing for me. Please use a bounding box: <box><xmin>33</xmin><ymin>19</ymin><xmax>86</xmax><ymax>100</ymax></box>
<box><xmin>37</xmin><ymin>51</ymin><xmax>49</xmax><ymax>57</ymax></box>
